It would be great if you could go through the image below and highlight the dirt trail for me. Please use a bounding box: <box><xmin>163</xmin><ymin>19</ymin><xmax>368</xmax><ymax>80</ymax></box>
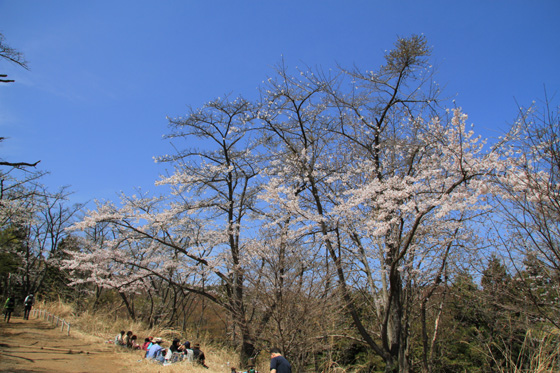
<box><xmin>0</xmin><ymin>315</ymin><xmax>129</xmax><ymax>372</ymax></box>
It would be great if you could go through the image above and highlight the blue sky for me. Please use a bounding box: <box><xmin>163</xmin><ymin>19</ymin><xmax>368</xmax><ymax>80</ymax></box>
<box><xmin>1</xmin><ymin>1</ymin><xmax>559</xmax><ymax>205</ymax></box>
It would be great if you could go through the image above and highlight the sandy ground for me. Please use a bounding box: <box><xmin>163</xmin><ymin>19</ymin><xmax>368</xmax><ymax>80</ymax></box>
<box><xmin>0</xmin><ymin>315</ymin><xmax>130</xmax><ymax>373</ymax></box>
<box><xmin>0</xmin><ymin>314</ymin><xmax>239</xmax><ymax>373</ymax></box>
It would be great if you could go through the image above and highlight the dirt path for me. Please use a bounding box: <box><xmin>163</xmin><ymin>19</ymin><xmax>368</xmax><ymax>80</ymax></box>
<box><xmin>0</xmin><ymin>316</ymin><xmax>129</xmax><ymax>372</ymax></box>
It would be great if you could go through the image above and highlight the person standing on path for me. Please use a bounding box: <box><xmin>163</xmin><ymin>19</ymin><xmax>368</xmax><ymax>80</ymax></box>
<box><xmin>270</xmin><ymin>347</ymin><xmax>291</xmax><ymax>373</ymax></box>
<box><xmin>23</xmin><ymin>294</ymin><xmax>34</xmax><ymax>320</ymax></box>
<box><xmin>4</xmin><ymin>295</ymin><xmax>15</xmax><ymax>322</ymax></box>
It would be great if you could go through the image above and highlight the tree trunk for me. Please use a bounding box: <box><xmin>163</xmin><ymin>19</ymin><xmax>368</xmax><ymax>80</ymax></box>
<box><xmin>119</xmin><ymin>291</ymin><xmax>136</xmax><ymax>321</ymax></box>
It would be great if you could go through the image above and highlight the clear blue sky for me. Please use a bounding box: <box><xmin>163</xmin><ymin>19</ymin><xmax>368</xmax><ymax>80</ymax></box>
<box><xmin>1</xmin><ymin>1</ymin><xmax>559</xmax><ymax>205</ymax></box>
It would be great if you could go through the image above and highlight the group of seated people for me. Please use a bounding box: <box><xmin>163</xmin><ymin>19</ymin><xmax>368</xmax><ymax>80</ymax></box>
<box><xmin>118</xmin><ymin>334</ymin><xmax>208</xmax><ymax>367</ymax></box>
<box><xmin>114</xmin><ymin>330</ymin><xmax>141</xmax><ymax>349</ymax></box>
<box><xmin>146</xmin><ymin>337</ymin><xmax>208</xmax><ymax>367</ymax></box>
<box><xmin>114</xmin><ymin>330</ymin><xmax>260</xmax><ymax>370</ymax></box>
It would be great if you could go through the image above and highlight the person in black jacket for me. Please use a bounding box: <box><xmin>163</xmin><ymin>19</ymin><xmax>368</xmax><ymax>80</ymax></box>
<box><xmin>192</xmin><ymin>343</ymin><xmax>209</xmax><ymax>369</ymax></box>
<box><xmin>270</xmin><ymin>347</ymin><xmax>291</xmax><ymax>373</ymax></box>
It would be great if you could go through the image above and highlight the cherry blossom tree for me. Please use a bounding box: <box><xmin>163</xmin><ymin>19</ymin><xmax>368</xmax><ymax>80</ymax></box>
<box><xmin>256</xmin><ymin>36</ymin><xmax>505</xmax><ymax>372</ymax></box>
<box><xmin>66</xmin><ymin>36</ymin><xmax>513</xmax><ymax>372</ymax></box>
<box><xmin>67</xmin><ymin>97</ymin><xmax>266</xmax><ymax>363</ymax></box>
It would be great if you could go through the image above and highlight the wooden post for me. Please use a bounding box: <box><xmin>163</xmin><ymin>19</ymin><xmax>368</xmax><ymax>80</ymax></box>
<box><xmin>34</xmin><ymin>310</ymin><xmax>71</xmax><ymax>336</ymax></box>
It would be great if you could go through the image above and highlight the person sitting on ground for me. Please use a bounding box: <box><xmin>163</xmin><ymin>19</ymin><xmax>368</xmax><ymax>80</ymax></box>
<box><xmin>124</xmin><ymin>330</ymin><xmax>133</xmax><ymax>347</ymax></box>
<box><xmin>181</xmin><ymin>340</ymin><xmax>194</xmax><ymax>361</ymax></box>
<box><xmin>129</xmin><ymin>334</ymin><xmax>141</xmax><ymax>350</ymax></box>
<box><xmin>3</xmin><ymin>295</ymin><xmax>15</xmax><ymax>323</ymax></box>
<box><xmin>192</xmin><ymin>343</ymin><xmax>209</xmax><ymax>369</ymax></box>
<box><xmin>146</xmin><ymin>336</ymin><xmax>155</xmax><ymax>350</ymax></box>
<box><xmin>246</xmin><ymin>358</ymin><xmax>258</xmax><ymax>373</ymax></box>
<box><xmin>145</xmin><ymin>337</ymin><xmax>165</xmax><ymax>363</ymax></box>
<box><xmin>164</xmin><ymin>338</ymin><xmax>175</xmax><ymax>361</ymax></box>
<box><xmin>142</xmin><ymin>337</ymin><xmax>152</xmax><ymax>351</ymax></box>
<box><xmin>115</xmin><ymin>330</ymin><xmax>125</xmax><ymax>346</ymax></box>
<box><xmin>164</xmin><ymin>338</ymin><xmax>183</xmax><ymax>363</ymax></box>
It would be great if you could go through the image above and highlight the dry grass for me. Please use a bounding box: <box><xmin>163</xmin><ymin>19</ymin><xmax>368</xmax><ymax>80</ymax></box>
<box><xmin>37</xmin><ymin>299</ymin><xmax>268</xmax><ymax>372</ymax></box>
<box><xmin>482</xmin><ymin>328</ymin><xmax>560</xmax><ymax>373</ymax></box>
<box><xmin>108</xmin><ymin>343</ymin><xmax>262</xmax><ymax>372</ymax></box>
<box><xmin>113</xmin><ymin>348</ymin><xmax>232</xmax><ymax>373</ymax></box>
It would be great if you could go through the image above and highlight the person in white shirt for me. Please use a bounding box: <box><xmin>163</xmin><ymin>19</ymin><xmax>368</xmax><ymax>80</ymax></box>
<box><xmin>23</xmin><ymin>294</ymin><xmax>34</xmax><ymax>320</ymax></box>
<box><xmin>114</xmin><ymin>330</ymin><xmax>125</xmax><ymax>346</ymax></box>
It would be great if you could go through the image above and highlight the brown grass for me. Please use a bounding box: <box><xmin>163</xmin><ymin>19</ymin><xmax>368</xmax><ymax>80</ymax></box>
<box><xmin>37</xmin><ymin>299</ymin><xmax>268</xmax><ymax>372</ymax></box>
<box><xmin>482</xmin><ymin>328</ymin><xmax>560</xmax><ymax>373</ymax></box>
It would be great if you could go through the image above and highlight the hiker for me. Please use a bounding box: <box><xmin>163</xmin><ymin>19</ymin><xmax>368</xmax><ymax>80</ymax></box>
<box><xmin>23</xmin><ymin>294</ymin><xmax>34</xmax><ymax>320</ymax></box>
<box><xmin>3</xmin><ymin>295</ymin><xmax>15</xmax><ymax>323</ymax></box>
<box><xmin>115</xmin><ymin>330</ymin><xmax>125</xmax><ymax>346</ymax></box>
<box><xmin>145</xmin><ymin>337</ymin><xmax>165</xmax><ymax>363</ymax></box>
<box><xmin>270</xmin><ymin>347</ymin><xmax>291</xmax><ymax>373</ymax></box>
<box><xmin>192</xmin><ymin>343</ymin><xmax>209</xmax><ymax>369</ymax></box>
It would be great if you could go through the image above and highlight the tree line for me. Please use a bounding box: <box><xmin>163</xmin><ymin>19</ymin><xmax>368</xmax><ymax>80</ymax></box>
<box><xmin>2</xmin><ymin>35</ymin><xmax>559</xmax><ymax>372</ymax></box>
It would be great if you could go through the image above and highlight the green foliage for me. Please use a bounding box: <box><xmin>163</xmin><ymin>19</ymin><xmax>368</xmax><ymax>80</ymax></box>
<box><xmin>516</xmin><ymin>253</ymin><xmax>560</xmax><ymax>319</ymax></box>
<box><xmin>421</xmin><ymin>273</ymin><xmax>489</xmax><ymax>372</ymax></box>
<box><xmin>40</xmin><ymin>236</ymin><xmax>86</xmax><ymax>303</ymax></box>
<box><xmin>481</xmin><ymin>254</ymin><xmax>511</xmax><ymax>295</ymax></box>
<box><xmin>417</xmin><ymin>257</ymin><xmax>560</xmax><ymax>373</ymax></box>
<box><xmin>0</xmin><ymin>226</ymin><xmax>26</xmax><ymax>296</ymax></box>
<box><xmin>0</xmin><ymin>251</ymin><xmax>19</xmax><ymax>275</ymax></box>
